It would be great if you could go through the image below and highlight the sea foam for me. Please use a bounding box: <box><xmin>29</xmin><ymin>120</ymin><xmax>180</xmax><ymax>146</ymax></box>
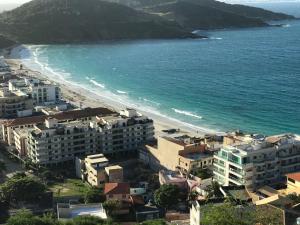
<box><xmin>172</xmin><ymin>108</ymin><xmax>202</xmax><ymax>119</ymax></box>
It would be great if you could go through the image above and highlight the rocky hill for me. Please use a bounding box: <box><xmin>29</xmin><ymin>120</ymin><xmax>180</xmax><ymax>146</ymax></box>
<box><xmin>0</xmin><ymin>0</ymin><xmax>195</xmax><ymax>44</ymax></box>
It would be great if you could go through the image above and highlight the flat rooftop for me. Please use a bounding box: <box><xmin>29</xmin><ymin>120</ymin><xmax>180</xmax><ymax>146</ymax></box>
<box><xmin>181</xmin><ymin>152</ymin><xmax>211</xmax><ymax>160</ymax></box>
<box><xmin>57</xmin><ymin>203</ymin><xmax>107</xmax><ymax>220</ymax></box>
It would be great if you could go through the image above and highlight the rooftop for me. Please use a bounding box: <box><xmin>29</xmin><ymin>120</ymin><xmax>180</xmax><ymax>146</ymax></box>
<box><xmin>226</xmin><ymin>133</ymin><xmax>300</xmax><ymax>153</ymax></box>
<box><xmin>287</xmin><ymin>172</ymin><xmax>300</xmax><ymax>182</ymax></box>
<box><xmin>4</xmin><ymin>107</ymin><xmax>116</xmax><ymax>127</ymax></box>
<box><xmin>105</xmin><ymin>165</ymin><xmax>122</xmax><ymax>170</ymax></box>
<box><xmin>104</xmin><ymin>183</ymin><xmax>130</xmax><ymax>195</ymax></box>
<box><xmin>86</xmin><ymin>155</ymin><xmax>109</xmax><ymax>165</ymax></box>
<box><xmin>57</xmin><ymin>203</ymin><xmax>107</xmax><ymax>220</ymax></box>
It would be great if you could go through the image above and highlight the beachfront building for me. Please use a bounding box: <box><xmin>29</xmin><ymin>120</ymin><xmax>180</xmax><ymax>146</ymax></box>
<box><xmin>1</xmin><ymin>107</ymin><xmax>115</xmax><ymax>146</ymax></box>
<box><xmin>96</xmin><ymin>108</ymin><xmax>155</xmax><ymax>155</ymax></box>
<box><xmin>139</xmin><ymin>135</ymin><xmax>213</xmax><ymax>173</ymax></box>
<box><xmin>26</xmin><ymin>118</ymin><xmax>98</xmax><ymax>166</ymax></box>
<box><xmin>8</xmin><ymin>77</ymin><xmax>61</xmax><ymax>105</ymax></box>
<box><xmin>213</xmin><ymin>133</ymin><xmax>300</xmax><ymax>190</ymax></box>
<box><xmin>0</xmin><ymin>87</ymin><xmax>33</xmax><ymax>118</ymax></box>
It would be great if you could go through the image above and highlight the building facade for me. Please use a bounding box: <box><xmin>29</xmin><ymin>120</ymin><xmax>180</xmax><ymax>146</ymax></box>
<box><xmin>96</xmin><ymin>108</ymin><xmax>155</xmax><ymax>155</ymax></box>
<box><xmin>9</xmin><ymin>78</ymin><xmax>61</xmax><ymax>105</ymax></box>
<box><xmin>213</xmin><ymin>134</ymin><xmax>300</xmax><ymax>190</ymax></box>
<box><xmin>140</xmin><ymin>135</ymin><xmax>213</xmax><ymax>173</ymax></box>
<box><xmin>0</xmin><ymin>87</ymin><xmax>33</xmax><ymax>118</ymax></box>
<box><xmin>84</xmin><ymin>154</ymin><xmax>109</xmax><ymax>187</ymax></box>
<box><xmin>27</xmin><ymin>118</ymin><xmax>97</xmax><ymax>166</ymax></box>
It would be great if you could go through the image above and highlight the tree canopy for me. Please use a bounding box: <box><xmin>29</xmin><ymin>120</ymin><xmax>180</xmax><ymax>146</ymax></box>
<box><xmin>0</xmin><ymin>174</ymin><xmax>46</xmax><ymax>203</ymax></box>
<box><xmin>84</xmin><ymin>187</ymin><xmax>105</xmax><ymax>204</ymax></box>
<box><xmin>201</xmin><ymin>202</ymin><xmax>283</xmax><ymax>225</ymax></box>
<box><xmin>154</xmin><ymin>184</ymin><xmax>180</xmax><ymax>209</ymax></box>
<box><xmin>102</xmin><ymin>200</ymin><xmax>121</xmax><ymax>216</ymax></box>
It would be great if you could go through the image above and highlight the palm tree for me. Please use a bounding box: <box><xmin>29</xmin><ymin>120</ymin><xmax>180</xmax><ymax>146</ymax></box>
<box><xmin>206</xmin><ymin>181</ymin><xmax>222</xmax><ymax>199</ymax></box>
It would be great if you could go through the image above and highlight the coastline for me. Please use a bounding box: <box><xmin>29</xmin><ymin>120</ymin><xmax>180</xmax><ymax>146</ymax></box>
<box><xmin>3</xmin><ymin>45</ymin><xmax>218</xmax><ymax>138</ymax></box>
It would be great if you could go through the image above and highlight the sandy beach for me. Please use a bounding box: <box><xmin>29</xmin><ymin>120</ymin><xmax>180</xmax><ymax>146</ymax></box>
<box><xmin>2</xmin><ymin>45</ymin><xmax>217</xmax><ymax>138</ymax></box>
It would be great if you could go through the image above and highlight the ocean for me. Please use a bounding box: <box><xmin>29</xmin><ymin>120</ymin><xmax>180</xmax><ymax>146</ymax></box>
<box><xmin>19</xmin><ymin>4</ymin><xmax>300</xmax><ymax>135</ymax></box>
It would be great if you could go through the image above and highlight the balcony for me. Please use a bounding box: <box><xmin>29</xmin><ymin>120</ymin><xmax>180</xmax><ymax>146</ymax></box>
<box><xmin>229</xmin><ymin>174</ymin><xmax>244</xmax><ymax>184</ymax></box>
<box><xmin>214</xmin><ymin>161</ymin><xmax>225</xmax><ymax>168</ymax></box>
<box><xmin>229</xmin><ymin>167</ymin><xmax>244</xmax><ymax>176</ymax></box>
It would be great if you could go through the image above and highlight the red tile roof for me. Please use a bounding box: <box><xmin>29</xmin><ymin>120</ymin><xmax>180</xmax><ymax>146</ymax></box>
<box><xmin>2</xmin><ymin>107</ymin><xmax>116</xmax><ymax>127</ymax></box>
<box><xmin>104</xmin><ymin>183</ymin><xmax>130</xmax><ymax>195</ymax></box>
<box><xmin>287</xmin><ymin>172</ymin><xmax>300</xmax><ymax>182</ymax></box>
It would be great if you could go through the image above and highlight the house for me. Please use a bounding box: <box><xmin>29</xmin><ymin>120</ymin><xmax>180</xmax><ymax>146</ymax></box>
<box><xmin>105</xmin><ymin>165</ymin><xmax>123</xmax><ymax>183</ymax></box>
<box><xmin>104</xmin><ymin>183</ymin><xmax>130</xmax><ymax>201</ymax></box>
<box><xmin>84</xmin><ymin>154</ymin><xmax>109</xmax><ymax>187</ymax></box>
<box><xmin>75</xmin><ymin>154</ymin><xmax>123</xmax><ymax>187</ymax></box>
<box><xmin>159</xmin><ymin>170</ymin><xmax>188</xmax><ymax>190</ymax></box>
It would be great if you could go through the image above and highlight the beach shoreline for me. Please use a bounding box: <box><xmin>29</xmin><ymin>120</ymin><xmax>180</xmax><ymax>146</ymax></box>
<box><xmin>3</xmin><ymin>45</ymin><xmax>219</xmax><ymax>138</ymax></box>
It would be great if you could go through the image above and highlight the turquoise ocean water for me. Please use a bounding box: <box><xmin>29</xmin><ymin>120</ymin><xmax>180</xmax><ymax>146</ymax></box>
<box><xmin>20</xmin><ymin>5</ymin><xmax>300</xmax><ymax>135</ymax></box>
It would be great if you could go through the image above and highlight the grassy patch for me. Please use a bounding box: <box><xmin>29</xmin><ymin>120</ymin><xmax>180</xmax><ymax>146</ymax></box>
<box><xmin>48</xmin><ymin>178</ymin><xmax>89</xmax><ymax>197</ymax></box>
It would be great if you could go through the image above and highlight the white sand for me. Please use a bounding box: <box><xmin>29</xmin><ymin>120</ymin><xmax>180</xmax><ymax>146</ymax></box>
<box><xmin>4</xmin><ymin>45</ymin><xmax>218</xmax><ymax>138</ymax></box>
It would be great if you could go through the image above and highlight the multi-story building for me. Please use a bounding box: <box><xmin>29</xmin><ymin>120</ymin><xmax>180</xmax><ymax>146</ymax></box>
<box><xmin>1</xmin><ymin>107</ymin><xmax>115</xmax><ymax>146</ymax></box>
<box><xmin>105</xmin><ymin>165</ymin><xmax>123</xmax><ymax>183</ymax></box>
<box><xmin>75</xmin><ymin>154</ymin><xmax>123</xmax><ymax>187</ymax></box>
<box><xmin>213</xmin><ymin>133</ymin><xmax>300</xmax><ymax>190</ymax></box>
<box><xmin>96</xmin><ymin>108</ymin><xmax>155</xmax><ymax>155</ymax></box>
<box><xmin>27</xmin><ymin>118</ymin><xmax>98</xmax><ymax>166</ymax></box>
<box><xmin>84</xmin><ymin>154</ymin><xmax>109</xmax><ymax>187</ymax></box>
<box><xmin>9</xmin><ymin>78</ymin><xmax>61</xmax><ymax>105</ymax></box>
<box><xmin>14</xmin><ymin>128</ymin><xmax>32</xmax><ymax>157</ymax></box>
<box><xmin>0</xmin><ymin>87</ymin><xmax>33</xmax><ymax>118</ymax></box>
<box><xmin>139</xmin><ymin>135</ymin><xmax>213</xmax><ymax>173</ymax></box>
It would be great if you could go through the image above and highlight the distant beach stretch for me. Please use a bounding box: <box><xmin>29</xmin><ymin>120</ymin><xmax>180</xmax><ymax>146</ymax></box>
<box><xmin>4</xmin><ymin>46</ymin><xmax>215</xmax><ymax>138</ymax></box>
<box><xmin>5</xmin><ymin>19</ymin><xmax>300</xmax><ymax>136</ymax></box>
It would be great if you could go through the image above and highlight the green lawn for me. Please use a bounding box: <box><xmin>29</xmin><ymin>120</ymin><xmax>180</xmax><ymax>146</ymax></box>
<box><xmin>48</xmin><ymin>178</ymin><xmax>90</xmax><ymax>197</ymax></box>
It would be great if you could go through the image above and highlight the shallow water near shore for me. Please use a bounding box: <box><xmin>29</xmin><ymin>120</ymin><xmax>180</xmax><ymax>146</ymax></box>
<box><xmin>17</xmin><ymin>19</ymin><xmax>300</xmax><ymax>135</ymax></box>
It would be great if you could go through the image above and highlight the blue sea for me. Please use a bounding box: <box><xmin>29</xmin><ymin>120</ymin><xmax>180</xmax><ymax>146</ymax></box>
<box><xmin>20</xmin><ymin>4</ymin><xmax>300</xmax><ymax>135</ymax></box>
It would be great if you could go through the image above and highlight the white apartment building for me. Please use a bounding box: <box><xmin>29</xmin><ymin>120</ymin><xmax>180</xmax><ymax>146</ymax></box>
<box><xmin>27</xmin><ymin>118</ymin><xmax>97</xmax><ymax>166</ymax></box>
<box><xmin>213</xmin><ymin>133</ymin><xmax>300</xmax><ymax>190</ymax></box>
<box><xmin>0</xmin><ymin>87</ymin><xmax>33</xmax><ymax>118</ymax></box>
<box><xmin>22</xmin><ymin>108</ymin><xmax>154</xmax><ymax>165</ymax></box>
<box><xmin>95</xmin><ymin>108</ymin><xmax>155</xmax><ymax>155</ymax></box>
<box><xmin>9</xmin><ymin>78</ymin><xmax>61</xmax><ymax>105</ymax></box>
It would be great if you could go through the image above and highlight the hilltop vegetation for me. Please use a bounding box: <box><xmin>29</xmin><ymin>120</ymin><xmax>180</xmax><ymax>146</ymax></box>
<box><xmin>0</xmin><ymin>0</ymin><xmax>295</xmax><ymax>44</ymax></box>
<box><xmin>0</xmin><ymin>0</ymin><xmax>194</xmax><ymax>44</ymax></box>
